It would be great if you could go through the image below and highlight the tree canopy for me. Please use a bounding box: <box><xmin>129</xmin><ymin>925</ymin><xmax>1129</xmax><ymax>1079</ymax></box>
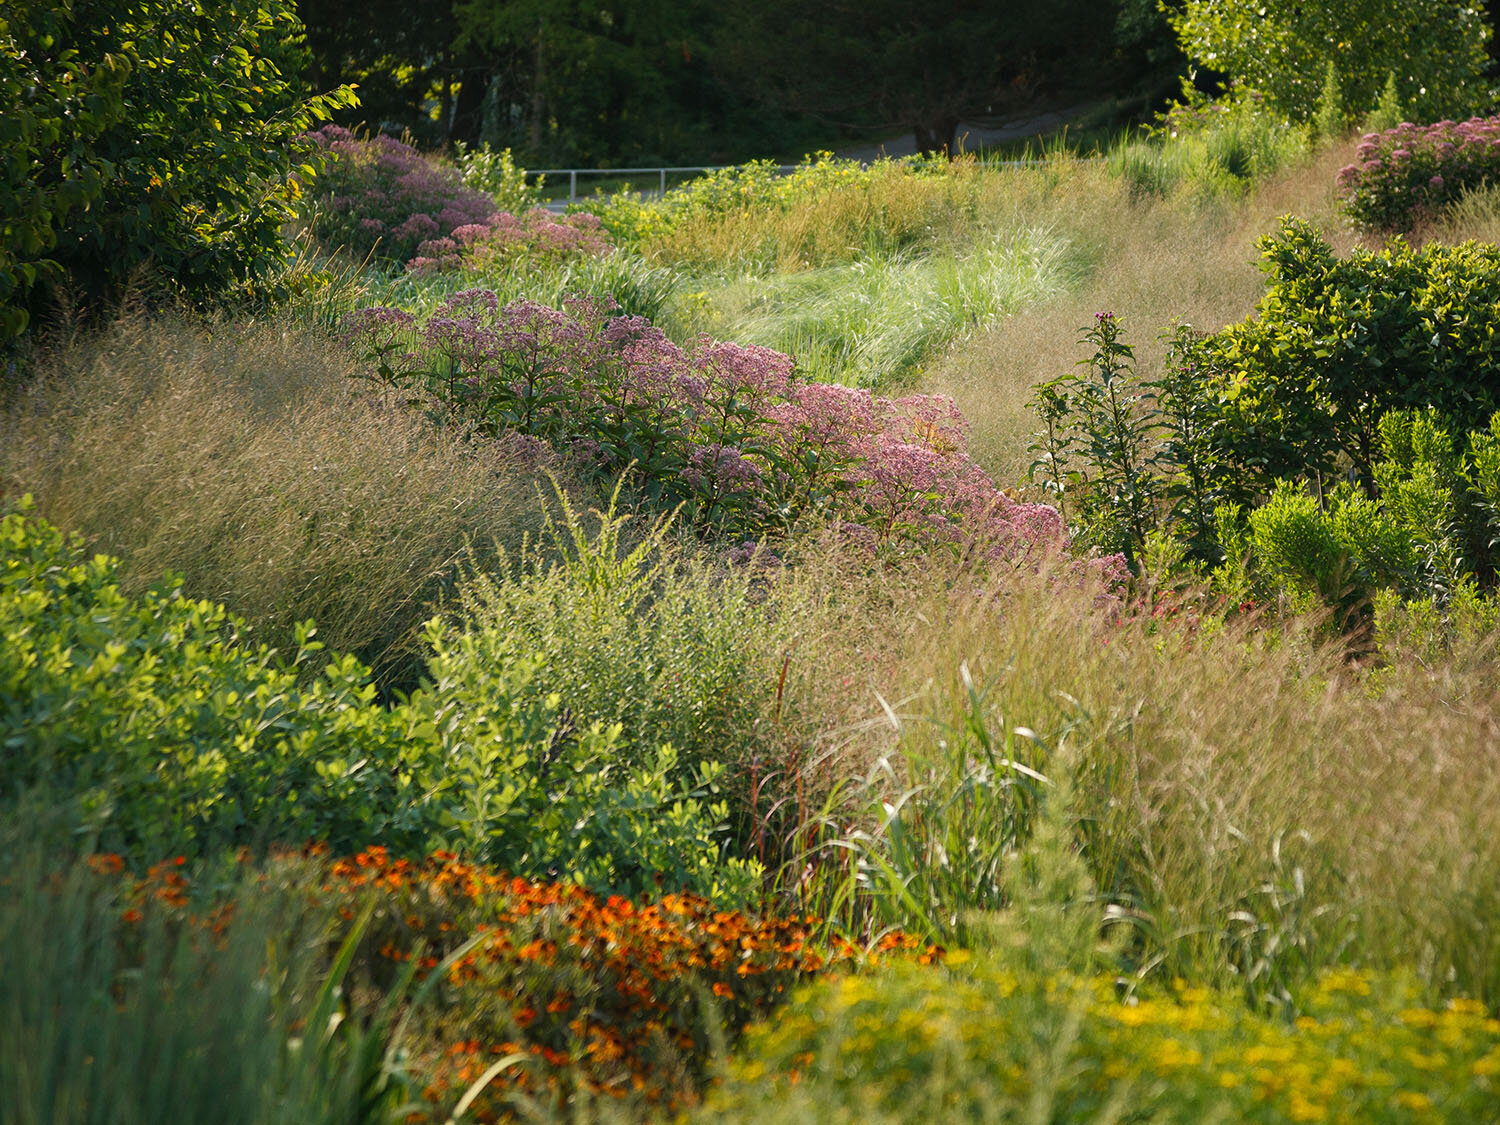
<box><xmin>1170</xmin><ymin>0</ymin><xmax>1494</xmax><ymax>122</ymax></box>
<box><xmin>295</xmin><ymin>0</ymin><xmax>1178</xmax><ymax>164</ymax></box>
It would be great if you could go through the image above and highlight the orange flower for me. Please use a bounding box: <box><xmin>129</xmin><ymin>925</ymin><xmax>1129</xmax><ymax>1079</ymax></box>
<box><xmin>87</xmin><ymin>853</ymin><xmax>125</xmax><ymax>875</ymax></box>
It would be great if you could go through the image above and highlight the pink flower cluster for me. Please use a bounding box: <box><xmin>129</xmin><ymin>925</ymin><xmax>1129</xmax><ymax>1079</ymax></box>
<box><xmin>343</xmin><ymin>293</ymin><xmax>1065</xmax><ymax>561</ymax></box>
<box><xmin>1337</xmin><ymin>116</ymin><xmax>1500</xmax><ymax>230</ymax></box>
<box><xmin>407</xmin><ymin>210</ymin><xmax>611</xmax><ymax>276</ymax></box>
<box><xmin>304</xmin><ymin>126</ymin><xmax>500</xmax><ymax>264</ymax></box>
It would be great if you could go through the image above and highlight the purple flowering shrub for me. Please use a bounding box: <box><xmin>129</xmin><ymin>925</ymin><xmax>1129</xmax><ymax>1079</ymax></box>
<box><xmin>1338</xmin><ymin>117</ymin><xmax>1500</xmax><ymax>230</ymax></box>
<box><xmin>343</xmin><ymin>291</ymin><xmax>1066</xmax><ymax>560</ymax></box>
<box><xmin>302</xmin><ymin>126</ymin><xmax>612</xmax><ymax>273</ymax></box>
<box><xmin>406</xmin><ymin>209</ymin><xmax>610</xmax><ymax>276</ymax></box>
<box><xmin>304</xmin><ymin>125</ymin><xmax>500</xmax><ymax>264</ymax></box>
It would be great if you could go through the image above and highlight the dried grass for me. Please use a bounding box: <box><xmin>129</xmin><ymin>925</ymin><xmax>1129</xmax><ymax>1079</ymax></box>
<box><xmin>1</xmin><ymin>312</ymin><xmax>556</xmax><ymax>690</ymax></box>
<box><xmin>920</xmin><ymin>142</ymin><xmax>1362</xmax><ymax>486</ymax></box>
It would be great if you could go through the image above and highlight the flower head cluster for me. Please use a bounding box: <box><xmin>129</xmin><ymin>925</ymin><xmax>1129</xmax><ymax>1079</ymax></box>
<box><xmin>1337</xmin><ymin>116</ymin><xmax>1500</xmax><ymax>230</ymax></box>
<box><xmin>343</xmin><ymin>293</ymin><xmax>1068</xmax><ymax>561</ymax></box>
<box><xmin>407</xmin><ymin>209</ymin><xmax>610</xmax><ymax>276</ymax></box>
<box><xmin>714</xmin><ymin>960</ymin><xmax>1500</xmax><ymax>1123</ymax></box>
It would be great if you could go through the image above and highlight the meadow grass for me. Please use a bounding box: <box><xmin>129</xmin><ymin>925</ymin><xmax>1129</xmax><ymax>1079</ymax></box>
<box><xmin>675</xmin><ymin>224</ymin><xmax>1081</xmax><ymax>386</ymax></box>
<box><xmin>0</xmin><ymin>311</ymin><xmax>558</xmax><ymax>691</ymax></box>
<box><xmin>918</xmin><ymin>142</ymin><xmax>1360</xmax><ymax>485</ymax></box>
<box><xmin>753</xmin><ymin>548</ymin><xmax>1500</xmax><ymax>1005</ymax></box>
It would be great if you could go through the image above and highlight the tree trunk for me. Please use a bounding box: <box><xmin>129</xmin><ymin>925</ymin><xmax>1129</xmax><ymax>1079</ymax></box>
<box><xmin>528</xmin><ymin>21</ymin><xmax>547</xmax><ymax>151</ymax></box>
<box><xmin>914</xmin><ymin>114</ymin><xmax>962</xmax><ymax>158</ymax></box>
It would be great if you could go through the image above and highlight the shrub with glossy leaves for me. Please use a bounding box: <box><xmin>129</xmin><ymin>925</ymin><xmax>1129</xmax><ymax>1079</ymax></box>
<box><xmin>0</xmin><ymin>1</ymin><xmax>354</xmax><ymax>339</ymax></box>
<box><xmin>0</xmin><ymin>503</ymin><xmax>420</xmax><ymax>862</ymax></box>
<box><xmin>1192</xmin><ymin>218</ymin><xmax>1500</xmax><ymax>501</ymax></box>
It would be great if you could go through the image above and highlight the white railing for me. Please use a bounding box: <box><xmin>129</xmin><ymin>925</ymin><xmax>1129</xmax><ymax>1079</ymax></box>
<box><xmin>524</xmin><ymin>165</ymin><xmax>800</xmax><ymax>205</ymax></box>
<box><xmin>526</xmin><ymin>154</ymin><xmax>1095</xmax><ymax>207</ymax></box>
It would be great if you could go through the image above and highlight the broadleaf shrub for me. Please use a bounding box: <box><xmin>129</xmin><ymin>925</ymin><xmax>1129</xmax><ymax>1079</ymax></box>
<box><xmin>0</xmin><ymin>504</ymin><xmax>764</xmax><ymax>901</ymax></box>
<box><xmin>1192</xmin><ymin>218</ymin><xmax>1500</xmax><ymax>501</ymax></box>
<box><xmin>1338</xmin><ymin>116</ymin><xmax>1500</xmax><ymax>231</ymax></box>
<box><xmin>0</xmin><ymin>0</ymin><xmax>355</xmax><ymax>338</ymax></box>
<box><xmin>1029</xmin><ymin>227</ymin><xmax>1500</xmax><ymax>615</ymax></box>
<box><xmin>452</xmin><ymin>139</ymin><xmax>541</xmax><ymax>215</ymax></box>
<box><xmin>0</xmin><ymin>503</ymin><xmax>421</xmax><ymax>861</ymax></box>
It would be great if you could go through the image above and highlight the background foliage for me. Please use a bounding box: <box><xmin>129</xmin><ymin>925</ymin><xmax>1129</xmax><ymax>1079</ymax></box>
<box><xmin>0</xmin><ymin>0</ymin><xmax>354</xmax><ymax>339</ymax></box>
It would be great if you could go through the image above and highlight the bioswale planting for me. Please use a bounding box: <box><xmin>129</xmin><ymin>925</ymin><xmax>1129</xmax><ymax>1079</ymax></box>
<box><xmin>6</xmin><ymin>1</ymin><xmax>1500</xmax><ymax>1120</ymax></box>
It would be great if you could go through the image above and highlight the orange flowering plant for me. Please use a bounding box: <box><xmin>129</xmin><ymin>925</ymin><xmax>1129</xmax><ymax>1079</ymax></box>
<box><xmin>89</xmin><ymin>845</ymin><xmax>940</xmax><ymax>1121</ymax></box>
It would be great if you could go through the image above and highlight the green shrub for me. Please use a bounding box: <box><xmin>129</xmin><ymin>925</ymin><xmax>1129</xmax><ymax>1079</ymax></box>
<box><xmin>452</xmin><ymin>140</ymin><xmax>541</xmax><ymax>215</ymax></box>
<box><xmin>0</xmin><ymin>503</ymin><xmax>426</xmax><ymax>862</ymax></box>
<box><xmin>0</xmin><ymin>503</ymin><xmax>761</xmax><ymax>901</ymax></box>
<box><xmin>1195</xmin><ymin>219</ymin><xmax>1500</xmax><ymax>500</ymax></box>
<box><xmin>366</xmin><ymin>247</ymin><xmax>677</xmax><ymax>324</ymax></box>
<box><xmin>409</xmin><ymin>613</ymin><xmax>764</xmax><ymax>903</ymax></box>
<box><xmin>448</xmin><ymin>489</ymin><xmax>776</xmax><ymax>795</ymax></box>
<box><xmin>0</xmin><ymin>1</ymin><xmax>354</xmax><ymax>339</ymax></box>
<box><xmin>1169</xmin><ymin>0</ymin><xmax>1493</xmax><ymax>124</ymax></box>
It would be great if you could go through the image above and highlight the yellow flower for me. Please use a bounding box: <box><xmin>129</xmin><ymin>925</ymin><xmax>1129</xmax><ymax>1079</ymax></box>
<box><xmin>1287</xmin><ymin>1090</ymin><xmax>1327</xmax><ymax>1121</ymax></box>
<box><xmin>1472</xmin><ymin>1049</ymin><xmax>1500</xmax><ymax>1078</ymax></box>
<box><xmin>1394</xmin><ymin>1090</ymin><xmax>1433</xmax><ymax>1111</ymax></box>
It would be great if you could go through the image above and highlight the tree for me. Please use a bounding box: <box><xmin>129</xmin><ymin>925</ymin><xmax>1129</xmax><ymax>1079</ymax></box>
<box><xmin>454</xmin><ymin>0</ymin><xmax>721</xmax><ymax>165</ymax></box>
<box><xmin>719</xmin><ymin>0</ymin><xmax>1114</xmax><ymax>157</ymax></box>
<box><xmin>1</xmin><ymin>0</ymin><xmax>355</xmax><ymax>340</ymax></box>
<box><xmin>1170</xmin><ymin>0</ymin><xmax>1494</xmax><ymax>123</ymax></box>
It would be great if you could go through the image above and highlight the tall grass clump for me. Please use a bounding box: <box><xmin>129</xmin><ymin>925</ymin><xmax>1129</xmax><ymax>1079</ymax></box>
<box><xmin>608</xmin><ymin>154</ymin><xmax>991</xmax><ymax>273</ymax></box>
<box><xmin>1110</xmin><ymin>108</ymin><xmax>1309</xmax><ymax>202</ymax></box>
<box><xmin>0</xmin><ymin>312</ymin><xmax>555</xmax><ymax>691</ymax></box>
<box><xmin>367</xmin><ymin>247</ymin><xmax>677</xmax><ymax>324</ymax></box>
<box><xmin>692</xmin><ymin>225</ymin><xmax>1078</xmax><ymax>386</ymax></box>
<box><xmin>0</xmin><ymin>838</ymin><xmax>417</xmax><ymax>1125</ymax></box>
<box><xmin>766</xmin><ymin>558</ymin><xmax>1500</xmax><ymax>1006</ymax></box>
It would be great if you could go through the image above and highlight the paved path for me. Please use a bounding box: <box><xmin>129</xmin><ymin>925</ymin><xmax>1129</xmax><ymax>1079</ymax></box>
<box><xmin>834</xmin><ymin>103</ymin><xmax>1094</xmax><ymax>162</ymax></box>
